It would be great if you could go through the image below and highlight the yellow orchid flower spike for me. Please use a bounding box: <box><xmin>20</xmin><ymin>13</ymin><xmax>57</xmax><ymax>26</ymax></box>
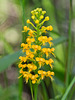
<box><xmin>18</xmin><ymin>8</ymin><xmax>55</xmax><ymax>84</ymax></box>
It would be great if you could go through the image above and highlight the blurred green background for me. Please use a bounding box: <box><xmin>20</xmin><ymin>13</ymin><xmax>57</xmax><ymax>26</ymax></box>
<box><xmin>0</xmin><ymin>0</ymin><xmax>75</xmax><ymax>100</ymax></box>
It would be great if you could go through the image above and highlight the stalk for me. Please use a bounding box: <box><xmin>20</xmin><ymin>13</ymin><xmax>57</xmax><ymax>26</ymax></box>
<box><xmin>19</xmin><ymin>0</ymin><xmax>27</xmax><ymax>43</ymax></box>
<box><xmin>19</xmin><ymin>77</ymin><xmax>23</xmax><ymax>100</ymax></box>
<box><xmin>4</xmin><ymin>71</ymin><xmax>8</xmax><ymax>87</ymax></box>
<box><xmin>29</xmin><ymin>80</ymin><xmax>34</xmax><ymax>100</ymax></box>
<box><xmin>41</xmin><ymin>81</ymin><xmax>49</xmax><ymax>100</ymax></box>
<box><xmin>65</xmin><ymin>0</ymin><xmax>72</xmax><ymax>88</ymax></box>
<box><xmin>33</xmin><ymin>25</ymin><xmax>39</xmax><ymax>100</ymax></box>
<box><xmin>19</xmin><ymin>0</ymin><xmax>26</xmax><ymax>100</ymax></box>
<box><xmin>34</xmin><ymin>84</ymin><xmax>38</xmax><ymax>100</ymax></box>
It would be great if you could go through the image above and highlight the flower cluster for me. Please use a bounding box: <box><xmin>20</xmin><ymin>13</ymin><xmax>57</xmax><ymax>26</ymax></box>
<box><xmin>18</xmin><ymin>8</ymin><xmax>55</xmax><ymax>84</ymax></box>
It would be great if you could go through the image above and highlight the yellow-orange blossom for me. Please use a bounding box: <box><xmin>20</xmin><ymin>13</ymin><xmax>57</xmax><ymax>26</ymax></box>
<box><xmin>18</xmin><ymin>8</ymin><xmax>55</xmax><ymax>84</ymax></box>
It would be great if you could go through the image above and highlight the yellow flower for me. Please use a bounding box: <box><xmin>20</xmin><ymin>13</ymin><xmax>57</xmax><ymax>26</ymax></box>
<box><xmin>42</xmin><ymin>11</ymin><xmax>46</xmax><ymax>14</ymax></box>
<box><xmin>35</xmin><ymin>20</ymin><xmax>39</xmax><ymax>24</ymax></box>
<box><xmin>18</xmin><ymin>69</ymin><xmax>24</xmax><ymax>78</ymax></box>
<box><xmin>32</xmin><ymin>45</ymin><xmax>41</xmax><ymax>53</ymax></box>
<box><xmin>23</xmin><ymin>72</ymin><xmax>32</xmax><ymax>83</ymax></box>
<box><xmin>21</xmin><ymin>43</ymin><xmax>25</xmax><ymax>47</ymax></box>
<box><xmin>36</xmin><ymin>8</ymin><xmax>39</xmax><ymax>11</ymax></box>
<box><xmin>42</xmin><ymin>48</ymin><xmax>55</xmax><ymax>57</ymax></box>
<box><xmin>36</xmin><ymin>57</ymin><xmax>45</xmax><ymax>67</ymax></box>
<box><xmin>47</xmin><ymin>37</ymin><xmax>53</xmax><ymax>47</ymax></box>
<box><xmin>50</xmin><ymin>48</ymin><xmax>55</xmax><ymax>57</ymax></box>
<box><xmin>26</xmin><ymin>38</ymin><xmax>35</xmax><ymax>45</ymax></box>
<box><xmin>38</xmin><ymin>70</ymin><xmax>46</xmax><ymax>79</ymax></box>
<box><xmin>46</xmin><ymin>71</ymin><xmax>54</xmax><ymax>80</ymax></box>
<box><xmin>26</xmin><ymin>50</ymin><xmax>34</xmax><ymax>59</ymax></box>
<box><xmin>40</xmin><ymin>15</ymin><xmax>44</xmax><ymax>19</ymax></box>
<box><xmin>19</xmin><ymin>56</ymin><xmax>27</xmax><ymax>62</ymax></box>
<box><xmin>38</xmin><ymin>8</ymin><xmax>42</xmax><ymax>12</ymax></box>
<box><xmin>35</xmin><ymin>12</ymin><xmax>38</xmax><ymax>16</ymax></box>
<box><xmin>45</xmin><ymin>59</ymin><xmax>54</xmax><ymax>68</ymax></box>
<box><xmin>18</xmin><ymin>63</ymin><xmax>27</xmax><ymax>69</ymax></box>
<box><xmin>31</xmin><ymin>15</ymin><xmax>35</xmax><ymax>19</ymax></box>
<box><xmin>34</xmin><ymin>9</ymin><xmax>37</xmax><ymax>12</ymax></box>
<box><xmin>21</xmin><ymin>43</ymin><xmax>29</xmax><ymax>52</ymax></box>
<box><xmin>33</xmin><ymin>64</ymin><xmax>37</xmax><ymax>70</ymax></box>
<box><xmin>49</xmin><ymin>25</ymin><xmax>53</xmax><ymax>31</ymax></box>
<box><xmin>21</xmin><ymin>43</ymin><xmax>28</xmax><ymax>48</ymax></box>
<box><xmin>19</xmin><ymin>69</ymin><xmax>24</xmax><ymax>74</ymax></box>
<box><xmin>23</xmin><ymin>26</ymin><xmax>29</xmax><ymax>32</ymax></box>
<box><xmin>28</xmin><ymin>30</ymin><xmax>34</xmax><ymax>37</ymax></box>
<box><xmin>31</xmin><ymin>74</ymin><xmax>38</xmax><ymax>84</ymax></box>
<box><xmin>27</xmin><ymin>19</ymin><xmax>30</xmax><ymax>23</ymax></box>
<box><xmin>45</xmin><ymin>60</ymin><xmax>49</xmax><ymax>65</ymax></box>
<box><xmin>45</xmin><ymin>16</ymin><xmax>49</xmax><ymax>21</ymax></box>
<box><xmin>31</xmin><ymin>11</ymin><xmax>34</xmax><ymax>14</ymax></box>
<box><xmin>50</xmin><ymin>48</ymin><xmax>55</xmax><ymax>52</ymax></box>
<box><xmin>42</xmin><ymin>48</ymin><xmax>51</xmax><ymax>57</ymax></box>
<box><xmin>46</xmin><ymin>25</ymin><xmax>53</xmax><ymax>31</ymax></box>
<box><xmin>47</xmin><ymin>37</ymin><xmax>53</xmax><ymax>41</ymax></box>
<box><xmin>27</xmin><ymin>64</ymin><xmax>37</xmax><ymax>72</ymax></box>
<box><xmin>38</xmin><ymin>36</ymin><xmax>47</xmax><ymax>45</ymax></box>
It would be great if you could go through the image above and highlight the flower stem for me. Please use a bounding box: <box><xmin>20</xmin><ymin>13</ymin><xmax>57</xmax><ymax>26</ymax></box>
<box><xmin>34</xmin><ymin>84</ymin><xmax>38</xmax><ymax>100</ymax></box>
<box><xmin>33</xmin><ymin>26</ymin><xmax>39</xmax><ymax>100</ymax></box>
<box><xmin>29</xmin><ymin>80</ymin><xmax>34</xmax><ymax>100</ymax></box>
<box><xmin>19</xmin><ymin>77</ymin><xmax>23</xmax><ymax>100</ymax></box>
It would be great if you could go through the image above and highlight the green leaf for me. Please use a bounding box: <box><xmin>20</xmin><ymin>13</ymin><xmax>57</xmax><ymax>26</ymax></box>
<box><xmin>65</xmin><ymin>0</ymin><xmax>72</xmax><ymax>89</ymax></box>
<box><xmin>61</xmin><ymin>77</ymin><xmax>75</xmax><ymax>100</ymax></box>
<box><xmin>53</xmin><ymin>36</ymin><xmax>68</xmax><ymax>46</ymax></box>
<box><xmin>0</xmin><ymin>50</ymin><xmax>24</xmax><ymax>72</ymax></box>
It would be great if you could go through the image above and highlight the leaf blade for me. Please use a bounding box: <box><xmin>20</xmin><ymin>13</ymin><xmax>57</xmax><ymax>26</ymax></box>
<box><xmin>0</xmin><ymin>50</ymin><xmax>23</xmax><ymax>72</ymax></box>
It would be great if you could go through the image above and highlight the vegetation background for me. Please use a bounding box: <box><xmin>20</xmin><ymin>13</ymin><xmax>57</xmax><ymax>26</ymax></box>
<box><xmin>0</xmin><ymin>0</ymin><xmax>75</xmax><ymax>100</ymax></box>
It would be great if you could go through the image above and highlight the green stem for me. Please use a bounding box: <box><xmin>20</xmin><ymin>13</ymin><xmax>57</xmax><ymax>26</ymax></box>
<box><xmin>29</xmin><ymin>22</ymin><xmax>37</xmax><ymax>30</ymax></box>
<box><xmin>19</xmin><ymin>0</ymin><xmax>27</xmax><ymax>43</ymax></box>
<box><xmin>19</xmin><ymin>0</ymin><xmax>26</xmax><ymax>100</ymax></box>
<box><xmin>19</xmin><ymin>77</ymin><xmax>23</xmax><ymax>100</ymax></box>
<box><xmin>65</xmin><ymin>0</ymin><xmax>72</xmax><ymax>88</ymax></box>
<box><xmin>33</xmin><ymin>26</ymin><xmax>39</xmax><ymax>100</ymax></box>
<box><xmin>34</xmin><ymin>84</ymin><xmax>38</xmax><ymax>100</ymax></box>
<box><xmin>19</xmin><ymin>0</ymin><xmax>26</xmax><ymax>26</ymax></box>
<box><xmin>29</xmin><ymin>80</ymin><xmax>34</xmax><ymax>100</ymax></box>
<box><xmin>41</xmin><ymin>81</ymin><xmax>49</xmax><ymax>100</ymax></box>
<box><xmin>4</xmin><ymin>71</ymin><xmax>8</xmax><ymax>87</ymax></box>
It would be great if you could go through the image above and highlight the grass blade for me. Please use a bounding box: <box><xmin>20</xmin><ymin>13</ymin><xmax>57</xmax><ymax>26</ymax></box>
<box><xmin>65</xmin><ymin>0</ymin><xmax>72</xmax><ymax>88</ymax></box>
<box><xmin>61</xmin><ymin>77</ymin><xmax>75</xmax><ymax>100</ymax></box>
<box><xmin>41</xmin><ymin>81</ymin><xmax>49</xmax><ymax>100</ymax></box>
